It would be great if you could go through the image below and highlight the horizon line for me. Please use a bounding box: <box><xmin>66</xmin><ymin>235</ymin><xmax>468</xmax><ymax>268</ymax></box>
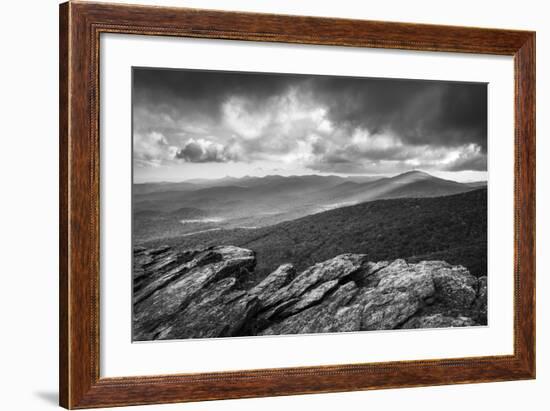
<box><xmin>134</xmin><ymin>169</ymin><xmax>488</xmax><ymax>185</ymax></box>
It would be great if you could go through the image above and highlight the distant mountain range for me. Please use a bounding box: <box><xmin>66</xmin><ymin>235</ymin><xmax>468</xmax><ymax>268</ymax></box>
<box><xmin>133</xmin><ymin>171</ymin><xmax>486</xmax><ymax>242</ymax></box>
<box><xmin>142</xmin><ymin>188</ymin><xmax>488</xmax><ymax>282</ymax></box>
<box><xmin>135</xmin><ymin>170</ymin><xmax>484</xmax><ymax>217</ymax></box>
<box><xmin>133</xmin><ymin>172</ymin><xmax>484</xmax><ymax>239</ymax></box>
<box><xmin>310</xmin><ymin>170</ymin><xmax>479</xmax><ymax>205</ymax></box>
<box><xmin>134</xmin><ymin>173</ymin><xmax>381</xmax><ymax>194</ymax></box>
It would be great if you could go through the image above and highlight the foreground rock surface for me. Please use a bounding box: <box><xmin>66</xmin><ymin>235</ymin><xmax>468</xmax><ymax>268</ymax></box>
<box><xmin>133</xmin><ymin>245</ymin><xmax>487</xmax><ymax>340</ymax></box>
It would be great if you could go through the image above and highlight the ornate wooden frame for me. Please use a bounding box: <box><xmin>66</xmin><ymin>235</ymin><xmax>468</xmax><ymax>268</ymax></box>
<box><xmin>59</xmin><ymin>1</ymin><xmax>535</xmax><ymax>408</ymax></box>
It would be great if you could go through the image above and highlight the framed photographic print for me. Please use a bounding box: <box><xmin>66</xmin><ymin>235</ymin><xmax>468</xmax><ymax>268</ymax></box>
<box><xmin>59</xmin><ymin>1</ymin><xmax>535</xmax><ymax>409</ymax></box>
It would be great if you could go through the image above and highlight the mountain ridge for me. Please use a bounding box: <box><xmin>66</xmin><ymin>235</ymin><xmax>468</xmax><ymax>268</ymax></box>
<box><xmin>135</xmin><ymin>170</ymin><xmax>486</xmax><ymax>187</ymax></box>
<box><xmin>141</xmin><ymin>188</ymin><xmax>488</xmax><ymax>281</ymax></box>
<box><xmin>133</xmin><ymin>171</ymin><xmax>485</xmax><ymax>242</ymax></box>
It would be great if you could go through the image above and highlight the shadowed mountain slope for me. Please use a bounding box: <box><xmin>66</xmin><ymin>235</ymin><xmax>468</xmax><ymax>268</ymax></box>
<box><xmin>133</xmin><ymin>171</ymin><xmax>484</xmax><ymax>242</ymax></box>
<box><xmin>143</xmin><ymin>188</ymin><xmax>487</xmax><ymax>282</ymax></box>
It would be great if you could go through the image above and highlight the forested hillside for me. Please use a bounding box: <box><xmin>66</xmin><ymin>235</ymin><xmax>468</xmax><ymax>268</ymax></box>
<box><xmin>143</xmin><ymin>188</ymin><xmax>487</xmax><ymax>283</ymax></box>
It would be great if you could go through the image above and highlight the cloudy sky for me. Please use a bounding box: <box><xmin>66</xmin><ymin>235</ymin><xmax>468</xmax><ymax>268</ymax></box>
<box><xmin>133</xmin><ymin>68</ymin><xmax>487</xmax><ymax>183</ymax></box>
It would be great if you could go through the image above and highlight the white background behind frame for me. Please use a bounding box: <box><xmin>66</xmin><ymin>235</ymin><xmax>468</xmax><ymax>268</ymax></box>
<box><xmin>100</xmin><ymin>33</ymin><xmax>514</xmax><ymax>378</ymax></box>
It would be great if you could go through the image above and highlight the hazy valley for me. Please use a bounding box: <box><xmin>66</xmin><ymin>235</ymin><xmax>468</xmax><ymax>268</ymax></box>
<box><xmin>133</xmin><ymin>170</ymin><xmax>485</xmax><ymax>243</ymax></box>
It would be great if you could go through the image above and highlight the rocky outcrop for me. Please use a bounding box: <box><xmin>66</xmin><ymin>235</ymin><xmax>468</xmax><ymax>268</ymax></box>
<box><xmin>133</xmin><ymin>245</ymin><xmax>487</xmax><ymax>341</ymax></box>
<box><xmin>133</xmin><ymin>246</ymin><xmax>256</xmax><ymax>340</ymax></box>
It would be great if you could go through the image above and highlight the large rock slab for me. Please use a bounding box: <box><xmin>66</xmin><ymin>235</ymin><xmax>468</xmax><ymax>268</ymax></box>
<box><xmin>356</xmin><ymin>259</ymin><xmax>436</xmax><ymax>330</ymax></box>
<box><xmin>247</xmin><ymin>263</ymin><xmax>296</xmax><ymax>306</ymax></box>
<box><xmin>260</xmin><ymin>281</ymin><xmax>361</xmax><ymax>335</ymax></box>
<box><xmin>155</xmin><ymin>277</ymin><xmax>260</xmax><ymax>340</ymax></box>
<box><xmin>261</xmin><ymin>254</ymin><xmax>369</xmax><ymax>310</ymax></box>
<box><xmin>133</xmin><ymin>246</ymin><xmax>255</xmax><ymax>340</ymax></box>
<box><xmin>430</xmin><ymin>263</ymin><xmax>478</xmax><ymax>309</ymax></box>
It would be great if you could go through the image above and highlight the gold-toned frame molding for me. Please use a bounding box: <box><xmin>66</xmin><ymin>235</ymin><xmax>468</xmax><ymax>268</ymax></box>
<box><xmin>59</xmin><ymin>1</ymin><xmax>535</xmax><ymax>408</ymax></box>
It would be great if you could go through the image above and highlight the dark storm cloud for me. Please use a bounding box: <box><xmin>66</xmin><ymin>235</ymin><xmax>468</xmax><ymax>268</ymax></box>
<box><xmin>133</xmin><ymin>68</ymin><xmax>487</xmax><ymax>172</ymax></box>
<box><xmin>133</xmin><ymin>68</ymin><xmax>303</xmax><ymax>121</ymax></box>
<box><xmin>311</xmin><ymin>77</ymin><xmax>487</xmax><ymax>151</ymax></box>
<box><xmin>174</xmin><ymin>139</ymin><xmax>236</xmax><ymax>163</ymax></box>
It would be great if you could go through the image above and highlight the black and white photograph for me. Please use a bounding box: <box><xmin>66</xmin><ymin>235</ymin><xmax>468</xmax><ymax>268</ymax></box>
<box><xmin>1</xmin><ymin>0</ymin><xmax>543</xmax><ymax>409</ymax></box>
<box><xmin>131</xmin><ymin>67</ymin><xmax>488</xmax><ymax>341</ymax></box>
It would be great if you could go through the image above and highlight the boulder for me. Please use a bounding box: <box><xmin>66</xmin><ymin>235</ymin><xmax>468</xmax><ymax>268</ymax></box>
<box><xmin>260</xmin><ymin>281</ymin><xmax>361</xmax><ymax>335</ymax></box>
<box><xmin>261</xmin><ymin>253</ymin><xmax>368</xmax><ymax>310</ymax></box>
<box><xmin>247</xmin><ymin>263</ymin><xmax>296</xmax><ymax>306</ymax></box>
<box><xmin>356</xmin><ymin>259</ymin><xmax>436</xmax><ymax>330</ymax></box>
<box><xmin>156</xmin><ymin>277</ymin><xmax>260</xmax><ymax>340</ymax></box>
<box><xmin>430</xmin><ymin>263</ymin><xmax>477</xmax><ymax>309</ymax></box>
<box><xmin>133</xmin><ymin>246</ymin><xmax>255</xmax><ymax>340</ymax></box>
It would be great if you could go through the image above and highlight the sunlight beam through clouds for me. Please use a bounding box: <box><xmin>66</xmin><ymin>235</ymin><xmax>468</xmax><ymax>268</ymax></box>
<box><xmin>132</xmin><ymin>68</ymin><xmax>487</xmax><ymax>181</ymax></box>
